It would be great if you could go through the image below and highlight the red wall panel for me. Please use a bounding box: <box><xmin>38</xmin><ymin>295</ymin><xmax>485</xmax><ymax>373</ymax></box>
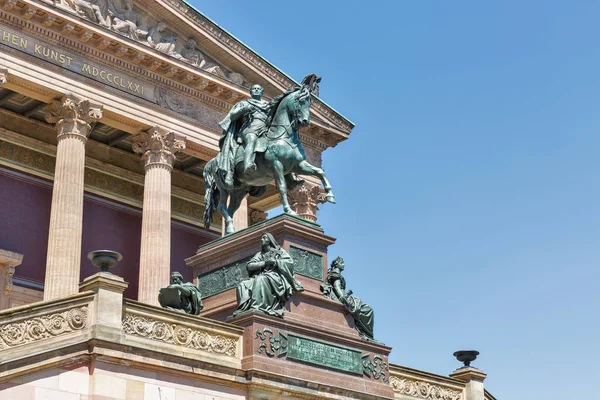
<box><xmin>1</xmin><ymin>168</ymin><xmax>216</xmax><ymax>300</ymax></box>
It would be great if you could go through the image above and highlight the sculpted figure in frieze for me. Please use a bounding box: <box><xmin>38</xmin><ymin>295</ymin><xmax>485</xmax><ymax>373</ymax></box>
<box><xmin>147</xmin><ymin>21</ymin><xmax>182</xmax><ymax>58</ymax></box>
<box><xmin>65</xmin><ymin>0</ymin><xmax>111</xmax><ymax>27</ymax></box>
<box><xmin>233</xmin><ymin>233</ymin><xmax>304</xmax><ymax>318</ymax></box>
<box><xmin>203</xmin><ymin>74</ymin><xmax>335</xmax><ymax>235</ymax></box>
<box><xmin>108</xmin><ymin>0</ymin><xmax>148</xmax><ymax>41</ymax></box>
<box><xmin>158</xmin><ymin>271</ymin><xmax>203</xmax><ymax>315</ymax></box>
<box><xmin>181</xmin><ymin>39</ymin><xmax>225</xmax><ymax>77</ymax></box>
<box><xmin>321</xmin><ymin>257</ymin><xmax>376</xmax><ymax>341</ymax></box>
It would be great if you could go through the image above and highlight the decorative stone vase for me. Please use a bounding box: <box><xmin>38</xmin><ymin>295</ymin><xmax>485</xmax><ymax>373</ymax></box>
<box><xmin>453</xmin><ymin>350</ymin><xmax>479</xmax><ymax>367</ymax></box>
<box><xmin>87</xmin><ymin>250</ymin><xmax>123</xmax><ymax>273</ymax></box>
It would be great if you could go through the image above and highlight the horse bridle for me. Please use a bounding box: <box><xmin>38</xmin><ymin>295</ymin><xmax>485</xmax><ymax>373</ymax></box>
<box><xmin>269</xmin><ymin>88</ymin><xmax>310</xmax><ymax>139</ymax></box>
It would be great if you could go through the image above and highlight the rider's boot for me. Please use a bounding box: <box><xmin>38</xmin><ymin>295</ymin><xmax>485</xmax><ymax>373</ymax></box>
<box><xmin>243</xmin><ymin>136</ymin><xmax>257</xmax><ymax>174</ymax></box>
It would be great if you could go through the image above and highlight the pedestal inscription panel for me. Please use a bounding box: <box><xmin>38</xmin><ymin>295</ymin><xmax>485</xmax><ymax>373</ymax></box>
<box><xmin>287</xmin><ymin>334</ymin><xmax>363</xmax><ymax>375</ymax></box>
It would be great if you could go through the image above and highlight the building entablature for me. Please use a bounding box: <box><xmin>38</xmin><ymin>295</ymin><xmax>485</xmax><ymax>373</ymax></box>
<box><xmin>0</xmin><ymin>0</ymin><xmax>352</xmax><ymax>153</ymax></box>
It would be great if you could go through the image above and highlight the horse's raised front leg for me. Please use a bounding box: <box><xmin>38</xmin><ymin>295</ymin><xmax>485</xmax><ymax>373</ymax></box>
<box><xmin>217</xmin><ymin>189</ymin><xmax>234</xmax><ymax>235</ymax></box>
<box><xmin>273</xmin><ymin>160</ymin><xmax>297</xmax><ymax>216</ymax></box>
<box><xmin>293</xmin><ymin>160</ymin><xmax>336</xmax><ymax>203</ymax></box>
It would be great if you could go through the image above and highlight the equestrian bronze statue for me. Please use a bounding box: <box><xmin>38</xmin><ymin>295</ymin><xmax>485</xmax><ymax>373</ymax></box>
<box><xmin>203</xmin><ymin>74</ymin><xmax>335</xmax><ymax>235</ymax></box>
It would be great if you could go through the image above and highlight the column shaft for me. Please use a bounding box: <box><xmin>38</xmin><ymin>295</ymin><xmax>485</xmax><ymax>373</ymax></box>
<box><xmin>133</xmin><ymin>127</ymin><xmax>185</xmax><ymax>306</ymax></box>
<box><xmin>43</xmin><ymin>94</ymin><xmax>102</xmax><ymax>301</ymax></box>
<box><xmin>138</xmin><ymin>164</ymin><xmax>173</xmax><ymax>305</ymax></box>
<box><xmin>44</xmin><ymin>135</ymin><xmax>87</xmax><ymax>299</ymax></box>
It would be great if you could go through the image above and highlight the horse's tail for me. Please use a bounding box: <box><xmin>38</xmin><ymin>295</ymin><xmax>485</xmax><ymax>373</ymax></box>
<box><xmin>203</xmin><ymin>158</ymin><xmax>220</xmax><ymax>229</ymax></box>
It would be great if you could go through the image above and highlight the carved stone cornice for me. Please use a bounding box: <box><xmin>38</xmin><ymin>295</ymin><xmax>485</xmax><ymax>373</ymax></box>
<box><xmin>44</xmin><ymin>94</ymin><xmax>103</xmax><ymax>141</ymax></box>
<box><xmin>132</xmin><ymin>126</ymin><xmax>186</xmax><ymax>170</ymax></box>
<box><xmin>160</xmin><ymin>0</ymin><xmax>354</xmax><ymax>134</ymax></box>
<box><xmin>287</xmin><ymin>182</ymin><xmax>327</xmax><ymax>223</ymax></box>
<box><xmin>389</xmin><ymin>376</ymin><xmax>463</xmax><ymax>400</ymax></box>
<box><xmin>122</xmin><ymin>313</ymin><xmax>238</xmax><ymax>357</ymax></box>
<box><xmin>249</xmin><ymin>209</ymin><xmax>268</xmax><ymax>226</ymax></box>
<box><xmin>0</xmin><ymin>306</ymin><xmax>88</xmax><ymax>350</ymax></box>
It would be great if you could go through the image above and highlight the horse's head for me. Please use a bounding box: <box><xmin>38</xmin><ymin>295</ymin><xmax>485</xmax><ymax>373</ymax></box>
<box><xmin>288</xmin><ymin>86</ymin><xmax>312</xmax><ymax>128</ymax></box>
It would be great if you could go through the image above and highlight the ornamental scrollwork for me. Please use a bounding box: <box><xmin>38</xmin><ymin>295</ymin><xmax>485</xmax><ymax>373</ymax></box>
<box><xmin>362</xmin><ymin>354</ymin><xmax>389</xmax><ymax>382</ymax></box>
<box><xmin>388</xmin><ymin>376</ymin><xmax>463</xmax><ymax>400</ymax></box>
<box><xmin>122</xmin><ymin>313</ymin><xmax>238</xmax><ymax>357</ymax></box>
<box><xmin>255</xmin><ymin>328</ymin><xmax>288</xmax><ymax>357</ymax></box>
<box><xmin>0</xmin><ymin>306</ymin><xmax>88</xmax><ymax>350</ymax></box>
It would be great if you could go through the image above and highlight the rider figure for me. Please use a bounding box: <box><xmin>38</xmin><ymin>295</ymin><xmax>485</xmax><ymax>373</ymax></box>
<box><xmin>218</xmin><ymin>84</ymin><xmax>271</xmax><ymax>177</ymax></box>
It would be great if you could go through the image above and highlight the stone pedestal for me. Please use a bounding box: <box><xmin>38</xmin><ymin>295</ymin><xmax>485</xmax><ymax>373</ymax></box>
<box><xmin>185</xmin><ymin>214</ymin><xmax>393</xmax><ymax>397</ymax></box>
<box><xmin>186</xmin><ymin>214</ymin><xmax>336</xmax><ymax>321</ymax></box>
<box><xmin>133</xmin><ymin>126</ymin><xmax>185</xmax><ymax>306</ymax></box>
<box><xmin>43</xmin><ymin>94</ymin><xmax>102</xmax><ymax>301</ymax></box>
<box><xmin>232</xmin><ymin>312</ymin><xmax>393</xmax><ymax>398</ymax></box>
<box><xmin>450</xmin><ymin>367</ymin><xmax>487</xmax><ymax>400</ymax></box>
<box><xmin>79</xmin><ymin>271</ymin><xmax>128</xmax><ymax>340</ymax></box>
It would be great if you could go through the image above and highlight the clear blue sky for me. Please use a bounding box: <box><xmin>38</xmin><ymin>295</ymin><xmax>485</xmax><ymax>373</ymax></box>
<box><xmin>190</xmin><ymin>1</ymin><xmax>600</xmax><ymax>398</ymax></box>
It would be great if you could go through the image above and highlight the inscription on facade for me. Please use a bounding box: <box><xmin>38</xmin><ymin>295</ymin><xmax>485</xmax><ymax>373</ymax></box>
<box><xmin>287</xmin><ymin>334</ymin><xmax>363</xmax><ymax>375</ymax></box>
<box><xmin>1</xmin><ymin>27</ymin><xmax>145</xmax><ymax>96</ymax></box>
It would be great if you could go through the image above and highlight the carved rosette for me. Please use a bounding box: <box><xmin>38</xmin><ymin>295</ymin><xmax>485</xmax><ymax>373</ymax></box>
<box><xmin>249</xmin><ymin>209</ymin><xmax>268</xmax><ymax>225</ymax></box>
<box><xmin>122</xmin><ymin>313</ymin><xmax>238</xmax><ymax>357</ymax></box>
<box><xmin>0</xmin><ymin>67</ymin><xmax>7</xmax><ymax>87</ymax></box>
<box><xmin>0</xmin><ymin>306</ymin><xmax>88</xmax><ymax>350</ymax></box>
<box><xmin>44</xmin><ymin>94</ymin><xmax>103</xmax><ymax>141</ymax></box>
<box><xmin>389</xmin><ymin>376</ymin><xmax>463</xmax><ymax>400</ymax></box>
<box><xmin>287</xmin><ymin>182</ymin><xmax>327</xmax><ymax>222</ymax></box>
<box><xmin>132</xmin><ymin>126</ymin><xmax>186</xmax><ymax>171</ymax></box>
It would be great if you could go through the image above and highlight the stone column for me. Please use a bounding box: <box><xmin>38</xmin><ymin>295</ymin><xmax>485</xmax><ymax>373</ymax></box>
<box><xmin>287</xmin><ymin>182</ymin><xmax>327</xmax><ymax>223</ymax></box>
<box><xmin>43</xmin><ymin>94</ymin><xmax>103</xmax><ymax>301</ymax></box>
<box><xmin>133</xmin><ymin>127</ymin><xmax>185</xmax><ymax>306</ymax></box>
<box><xmin>450</xmin><ymin>367</ymin><xmax>487</xmax><ymax>400</ymax></box>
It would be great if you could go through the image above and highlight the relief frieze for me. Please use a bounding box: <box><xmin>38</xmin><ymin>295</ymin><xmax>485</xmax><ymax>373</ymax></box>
<box><xmin>0</xmin><ymin>25</ymin><xmax>222</xmax><ymax>127</ymax></box>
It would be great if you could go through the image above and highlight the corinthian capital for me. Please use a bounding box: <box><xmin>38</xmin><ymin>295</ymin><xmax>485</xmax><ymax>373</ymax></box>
<box><xmin>44</xmin><ymin>94</ymin><xmax>103</xmax><ymax>140</ymax></box>
<box><xmin>287</xmin><ymin>182</ymin><xmax>327</xmax><ymax>223</ymax></box>
<box><xmin>0</xmin><ymin>67</ymin><xmax>8</xmax><ymax>87</ymax></box>
<box><xmin>132</xmin><ymin>126</ymin><xmax>186</xmax><ymax>170</ymax></box>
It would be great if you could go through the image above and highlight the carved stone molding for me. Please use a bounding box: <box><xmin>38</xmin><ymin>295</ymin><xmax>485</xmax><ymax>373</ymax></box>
<box><xmin>0</xmin><ymin>306</ymin><xmax>88</xmax><ymax>349</ymax></box>
<box><xmin>0</xmin><ymin>67</ymin><xmax>7</xmax><ymax>87</ymax></box>
<box><xmin>132</xmin><ymin>126</ymin><xmax>186</xmax><ymax>170</ymax></box>
<box><xmin>287</xmin><ymin>182</ymin><xmax>327</xmax><ymax>222</ymax></box>
<box><xmin>389</xmin><ymin>376</ymin><xmax>463</xmax><ymax>400</ymax></box>
<box><xmin>122</xmin><ymin>313</ymin><xmax>238</xmax><ymax>357</ymax></box>
<box><xmin>44</xmin><ymin>94</ymin><xmax>103</xmax><ymax>141</ymax></box>
<box><xmin>248</xmin><ymin>209</ymin><xmax>267</xmax><ymax>225</ymax></box>
<box><xmin>0</xmin><ymin>249</ymin><xmax>23</xmax><ymax>295</ymax></box>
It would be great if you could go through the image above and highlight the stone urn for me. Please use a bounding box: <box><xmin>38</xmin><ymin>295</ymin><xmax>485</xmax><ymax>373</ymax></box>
<box><xmin>453</xmin><ymin>350</ymin><xmax>479</xmax><ymax>367</ymax></box>
<box><xmin>87</xmin><ymin>250</ymin><xmax>122</xmax><ymax>273</ymax></box>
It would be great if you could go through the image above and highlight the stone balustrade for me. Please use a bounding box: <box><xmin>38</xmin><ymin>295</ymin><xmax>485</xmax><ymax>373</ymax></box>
<box><xmin>389</xmin><ymin>364</ymin><xmax>467</xmax><ymax>400</ymax></box>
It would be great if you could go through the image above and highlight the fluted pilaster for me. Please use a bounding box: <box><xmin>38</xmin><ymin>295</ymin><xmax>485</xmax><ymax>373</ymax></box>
<box><xmin>133</xmin><ymin>126</ymin><xmax>185</xmax><ymax>305</ymax></box>
<box><xmin>43</xmin><ymin>94</ymin><xmax>102</xmax><ymax>301</ymax></box>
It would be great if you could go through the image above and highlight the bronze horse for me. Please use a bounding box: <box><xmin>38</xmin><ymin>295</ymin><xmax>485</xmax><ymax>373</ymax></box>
<box><xmin>203</xmin><ymin>82</ymin><xmax>335</xmax><ymax>234</ymax></box>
